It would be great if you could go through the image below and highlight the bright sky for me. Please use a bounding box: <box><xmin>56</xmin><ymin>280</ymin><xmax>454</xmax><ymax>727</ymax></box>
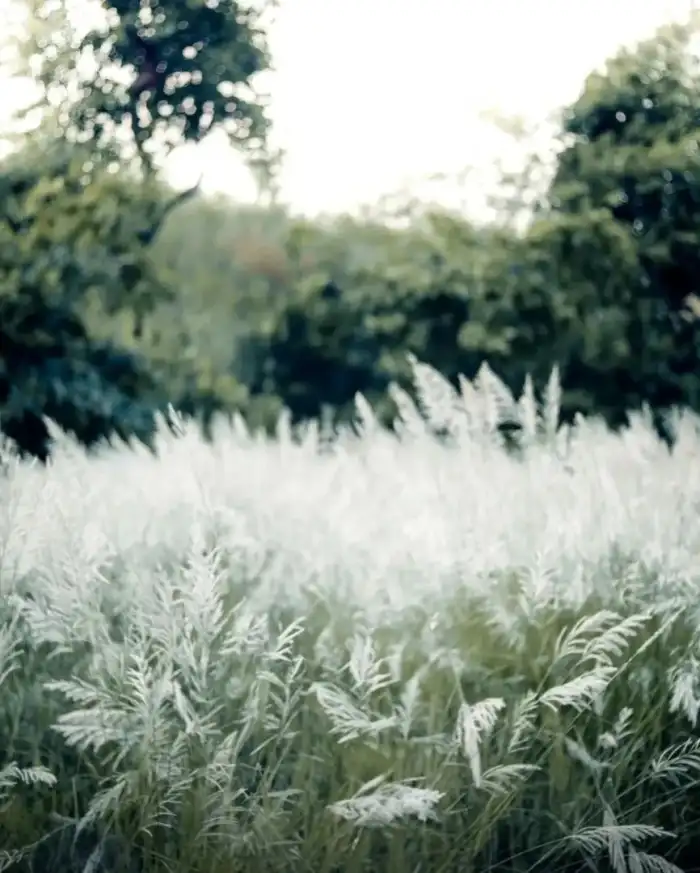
<box><xmin>2</xmin><ymin>0</ymin><xmax>699</xmax><ymax>218</ymax></box>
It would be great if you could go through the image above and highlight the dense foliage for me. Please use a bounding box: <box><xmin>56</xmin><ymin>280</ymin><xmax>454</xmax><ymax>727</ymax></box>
<box><xmin>150</xmin><ymin>14</ymin><xmax>700</xmax><ymax>444</ymax></box>
<box><xmin>464</xmin><ymin>21</ymin><xmax>700</xmax><ymax>427</ymax></box>
<box><xmin>1</xmin><ymin>0</ymin><xmax>274</xmax><ymax>457</ymax></box>
<box><xmin>0</xmin><ymin>139</ymin><xmax>171</xmax><ymax>459</ymax></box>
<box><xmin>3</xmin><ymin>5</ymin><xmax>700</xmax><ymax>458</ymax></box>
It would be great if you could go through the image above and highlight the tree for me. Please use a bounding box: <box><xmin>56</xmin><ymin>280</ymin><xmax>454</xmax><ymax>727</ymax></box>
<box><xmin>461</xmin><ymin>16</ymin><xmax>700</xmax><ymax>430</ymax></box>
<box><xmin>0</xmin><ymin>139</ymin><xmax>180</xmax><ymax>460</ymax></box>
<box><xmin>12</xmin><ymin>0</ymin><xmax>278</xmax><ymax>184</ymax></box>
<box><xmin>0</xmin><ymin>0</ymin><xmax>278</xmax><ymax>459</ymax></box>
<box><xmin>0</xmin><ymin>291</ymin><xmax>165</xmax><ymax>462</ymax></box>
<box><xmin>251</xmin><ymin>211</ymin><xmax>490</xmax><ymax>429</ymax></box>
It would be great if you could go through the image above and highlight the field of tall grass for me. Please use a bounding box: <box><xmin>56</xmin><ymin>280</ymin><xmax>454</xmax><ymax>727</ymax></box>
<box><xmin>2</xmin><ymin>360</ymin><xmax>700</xmax><ymax>873</ymax></box>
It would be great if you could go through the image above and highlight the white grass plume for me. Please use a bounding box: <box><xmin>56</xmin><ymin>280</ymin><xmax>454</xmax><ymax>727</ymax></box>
<box><xmin>327</xmin><ymin>776</ymin><xmax>443</xmax><ymax>827</ymax></box>
<box><xmin>454</xmin><ymin>698</ymin><xmax>506</xmax><ymax>787</ymax></box>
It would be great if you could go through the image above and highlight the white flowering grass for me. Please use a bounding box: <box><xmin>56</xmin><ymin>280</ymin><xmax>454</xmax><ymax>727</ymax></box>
<box><xmin>1</xmin><ymin>361</ymin><xmax>700</xmax><ymax>872</ymax></box>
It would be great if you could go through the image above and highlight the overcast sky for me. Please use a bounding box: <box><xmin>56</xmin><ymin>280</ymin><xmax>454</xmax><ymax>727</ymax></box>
<box><xmin>1</xmin><ymin>0</ymin><xmax>697</xmax><ymax>217</ymax></box>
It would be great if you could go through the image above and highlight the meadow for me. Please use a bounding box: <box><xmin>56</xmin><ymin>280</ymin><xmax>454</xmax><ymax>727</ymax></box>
<box><xmin>1</xmin><ymin>360</ymin><xmax>700</xmax><ymax>873</ymax></box>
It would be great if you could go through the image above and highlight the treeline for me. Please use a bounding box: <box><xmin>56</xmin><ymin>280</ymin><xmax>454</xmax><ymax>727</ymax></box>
<box><xmin>3</xmin><ymin>2</ymin><xmax>700</xmax><ymax>460</ymax></box>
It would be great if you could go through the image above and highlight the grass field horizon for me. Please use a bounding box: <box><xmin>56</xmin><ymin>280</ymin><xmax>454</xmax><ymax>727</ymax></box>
<box><xmin>2</xmin><ymin>360</ymin><xmax>700</xmax><ymax>873</ymax></box>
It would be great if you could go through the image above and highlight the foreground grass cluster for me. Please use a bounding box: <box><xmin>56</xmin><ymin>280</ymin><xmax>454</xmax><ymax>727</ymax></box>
<box><xmin>1</xmin><ymin>361</ymin><xmax>700</xmax><ymax>873</ymax></box>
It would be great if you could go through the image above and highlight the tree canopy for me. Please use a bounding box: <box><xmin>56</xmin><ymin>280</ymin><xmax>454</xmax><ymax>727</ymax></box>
<box><xmin>1</xmin><ymin>0</ymin><xmax>276</xmax><ymax>459</ymax></box>
<box><xmin>460</xmin><ymin>17</ymin><xmax>700</xmax><ymax>429</ymax></box>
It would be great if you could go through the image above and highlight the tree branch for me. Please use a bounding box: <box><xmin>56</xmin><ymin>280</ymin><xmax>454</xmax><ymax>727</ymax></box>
<box><xmin>136</xmin><ymin>173</ymin><xmax>204</xmax><ymax>246</ymax></box>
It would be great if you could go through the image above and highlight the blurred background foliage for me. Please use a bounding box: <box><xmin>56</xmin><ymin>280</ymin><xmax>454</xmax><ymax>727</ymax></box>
<box><xmin>2</xmin><ymin>2</ymin><xmax>700</xmax><ymax>459</ymax></box>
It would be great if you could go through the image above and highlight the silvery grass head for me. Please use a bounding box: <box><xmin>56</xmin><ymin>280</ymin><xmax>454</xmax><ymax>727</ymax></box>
<box><xmin>1</xmin><ymin>359</ymin><xmax>700</xmax><ymax>872</ymax></box>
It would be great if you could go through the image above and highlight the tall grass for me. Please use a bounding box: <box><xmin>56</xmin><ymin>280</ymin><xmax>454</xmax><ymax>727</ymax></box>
<box><xmin>1</xmin><ymin>360</ymin><xmax>700</xmax><ymax>873</ymax></box>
